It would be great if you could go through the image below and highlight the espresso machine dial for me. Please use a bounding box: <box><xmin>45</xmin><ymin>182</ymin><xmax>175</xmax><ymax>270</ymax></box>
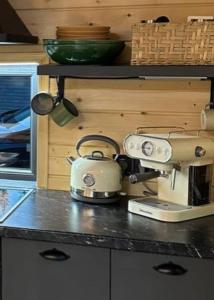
<box><xmin>142</xmin><ymin>141</ymin><xmax>154</xmax><ymax>156</ymax></box>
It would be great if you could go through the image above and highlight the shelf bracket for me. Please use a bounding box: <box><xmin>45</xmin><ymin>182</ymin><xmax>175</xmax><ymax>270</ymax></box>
<box><xmin>210</xmin><ymin>78</ymin><xmax>214</xmax><ymax>109</ymax></box>
<box><xmin>56</xmin><ymin>76</ymin><xmax>65</xmax><ymax>100</ymax></box>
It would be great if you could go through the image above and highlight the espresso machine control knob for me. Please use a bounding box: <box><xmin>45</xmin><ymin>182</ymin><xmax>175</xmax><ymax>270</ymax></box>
<box><xmin>142</xmin><ymin>141</ymin><xmax>154</xmax><ymax>156</ymax></box>
<box><xmin>195</xmin><ymin>146</ymin><xmax>206</xmax><ymax>157</ymax></box>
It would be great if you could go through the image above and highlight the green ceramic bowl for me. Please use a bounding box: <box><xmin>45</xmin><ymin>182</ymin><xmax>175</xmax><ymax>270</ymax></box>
<box><xmin>43</xmin><ymin>39</ymin><xmax>125</xmax><ymax>65</ymax></box>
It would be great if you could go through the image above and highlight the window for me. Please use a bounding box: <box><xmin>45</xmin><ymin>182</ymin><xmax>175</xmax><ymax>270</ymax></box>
<box><xmin>0</xmin><ymin>63</ymin><xmax>38</xmax><ymax>180</ymax></box>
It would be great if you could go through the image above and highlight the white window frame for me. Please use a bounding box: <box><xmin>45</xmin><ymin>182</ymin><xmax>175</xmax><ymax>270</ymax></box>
<box><xmin>0</xmin><ymin>63</ymin><xmax>38</xmax><ymax>180</ymax></box>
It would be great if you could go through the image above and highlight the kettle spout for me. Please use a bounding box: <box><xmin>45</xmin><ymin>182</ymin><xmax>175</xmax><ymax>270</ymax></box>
<box><xmin>66</xmin><ymin>156</ymin><xmax>76</xmax><ymax>165</ymax></box>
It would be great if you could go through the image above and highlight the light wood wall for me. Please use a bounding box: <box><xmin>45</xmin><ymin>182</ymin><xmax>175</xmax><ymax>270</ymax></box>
<box><xmin>4</xmin><ymin>0</ymin><xmax>214</xmax><ymax>193</ymax></box>
<box><xmin>47</xmin><ymin>78</ymin><xmax>210</xmax><ymax>193</ymax></box>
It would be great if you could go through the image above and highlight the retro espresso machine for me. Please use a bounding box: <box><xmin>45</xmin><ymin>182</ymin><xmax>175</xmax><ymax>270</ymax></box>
<box><xmin>124</xmin><ymin>133</ymin><xmax>214</xmax><ymax>222</ymax></box>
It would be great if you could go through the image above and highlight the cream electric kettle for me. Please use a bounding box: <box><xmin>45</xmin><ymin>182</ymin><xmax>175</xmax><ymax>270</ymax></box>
<box><xmin>67</xmin><ymin>135</ymin><xmax>122</xmax><ymax>204</ymax></box>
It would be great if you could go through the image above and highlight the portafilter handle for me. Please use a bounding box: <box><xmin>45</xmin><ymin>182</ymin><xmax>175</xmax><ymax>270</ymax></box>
<box><xmin>129</xmin><ymin>171</ymin><xmax>160</xmax><ymax>184</ymax></box>
<box><xmin>76</xmin><ymin>134</ymin><xmax>120</xmax><ymax>157</ymax></box>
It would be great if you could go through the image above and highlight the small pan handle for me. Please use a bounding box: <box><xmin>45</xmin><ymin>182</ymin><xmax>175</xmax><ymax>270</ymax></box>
<box><xmin>76</xmin><ymin>135</ymin><xmax>120</xmax><ymax>157</ymax></box>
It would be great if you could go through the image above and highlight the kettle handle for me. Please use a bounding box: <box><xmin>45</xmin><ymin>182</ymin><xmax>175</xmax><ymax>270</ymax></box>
<box><xmin>76</xmin><ymin>135</ymin><xmax>120</xmax><ymax>157</ymax></box>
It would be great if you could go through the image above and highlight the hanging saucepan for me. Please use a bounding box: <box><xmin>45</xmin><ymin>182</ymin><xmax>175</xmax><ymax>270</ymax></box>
<box><xmin>31</xmin><ymin>92</ymin><xmax>79</xmax><ymax>127</ymax></box>
<box><xmin>31</xmin><ymin>92</ymin><xmax>58</xmax><ymax>115</ymax></box>
<box><xmin>67</xmin><ymin>134</ymin><xmax>122</xmax><ymax>204</ymax></box>
<box><xmin>50</xmin><ymin>97</ymin><xmax>79</xmax><ymax>127</ymax></box>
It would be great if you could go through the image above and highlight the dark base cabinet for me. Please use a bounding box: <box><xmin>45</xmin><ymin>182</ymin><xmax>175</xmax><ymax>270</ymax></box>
<box><xmin>111</xmin><ymin>250</ymin><xmax>214</xmax><ymax>300</ymax></box>
<box><xmin>2</xmin><ymin>238</ymin><xmax>110</xmax><ymax>300</ymax></box>
<box><xmin>3</xmin><ymin>238</ymin><xmax>214</xmax><ymax>300</ymax></box>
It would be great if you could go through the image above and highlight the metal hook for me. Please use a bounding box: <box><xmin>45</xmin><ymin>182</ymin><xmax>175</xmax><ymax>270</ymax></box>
<box><xmin>56</xmin><ymin>76</ymin><xmax>65</xmax><ymax>101</ymax></box>
<box><xmin>209</xmin><ymin>78</ymin><xmax>214</xmax><ymax>109</ymax></box>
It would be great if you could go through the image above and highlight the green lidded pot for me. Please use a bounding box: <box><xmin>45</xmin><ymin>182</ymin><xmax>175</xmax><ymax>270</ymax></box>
<box><xmin>43</xmin><ymin>39</ymin><xmax>125</xmax><ymax>65</ymax></box>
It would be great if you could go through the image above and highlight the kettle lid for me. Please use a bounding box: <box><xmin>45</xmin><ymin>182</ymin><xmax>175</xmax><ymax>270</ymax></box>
<box><xmin>85</xmin><ymin>151</ymin><xmax>111</xmax><ymax>161</ymax></box>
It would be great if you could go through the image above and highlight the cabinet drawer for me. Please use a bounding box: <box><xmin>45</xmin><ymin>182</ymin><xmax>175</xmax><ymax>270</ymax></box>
<box><xmin>112</xmin><ymin>249</ymin><xmax>214</xmax><ymax>300</ymax></box>
<box><xmin>2</xmin><ymin>238</ymin><xmax>109</xmax><ymax>300</ymax></box>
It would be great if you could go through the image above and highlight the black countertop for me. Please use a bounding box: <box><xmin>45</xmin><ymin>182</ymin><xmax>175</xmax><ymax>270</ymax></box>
<box><xmin>1</xmin><ymin>189</ymin><xmax>214</xmax><ymax>259</ymax></box>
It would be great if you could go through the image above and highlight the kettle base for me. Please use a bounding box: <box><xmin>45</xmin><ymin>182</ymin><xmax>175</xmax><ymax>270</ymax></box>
<box><xmin>71</xmin><ymin>190</ymin><xmax>120</xmax><ymax>204</ymax></box>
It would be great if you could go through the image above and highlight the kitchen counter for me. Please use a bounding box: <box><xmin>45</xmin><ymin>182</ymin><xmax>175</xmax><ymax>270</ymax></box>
<box><xmin>1</xmin><ymin>189</ymin><xmax>214</xmax><ymax>259</ymax></box>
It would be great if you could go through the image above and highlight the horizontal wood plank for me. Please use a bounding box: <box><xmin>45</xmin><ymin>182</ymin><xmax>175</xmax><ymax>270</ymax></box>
<box><xmin>0</xmin><ymin>45</ymin><xmax>43</xmax><ymax>53</ymax></box>
<box><xmin>59</xmin><ymin>78</ymin><xmax>210</xmax><ymax>91</ymax></box>
<box><xmin>49</xmin><ymin>157</ymin><xmax>70</xmax><ymax>176</ymax></box>
<box><xmin>48</xmin><ymin>111</ymin><xmax>200</xmax><ymax>145</ymax></box>
<box><xmin>10</xmin><ymin>0</ymin><xmax>214</xmax><ymax>9</ymax></box>
<box><xmin>49</xmin><ymin>144</ymin><xmax>115</xmax><ymax>157</ymax></box>
<box><xmin>50</xmin><ymin>79</ymin><xmax>210</xmax><ymax>113</ymax></box>
<box><xmin>15</xmin><ymin>5</ymin><xmax>214</xmax><ymax>41</ymax></box>
<box><xmin>48</xmin><ymin>175</ymin><xmax>70</xmax><ymax>191</ymax></box>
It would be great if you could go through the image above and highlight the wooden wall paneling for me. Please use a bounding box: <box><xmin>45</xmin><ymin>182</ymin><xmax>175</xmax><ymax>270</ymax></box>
<box><xmin>10</xmin><ymin>0</ymin><xmax>214</xmax><ymax>10</ymax></box>
<box><xmin>33</xmin><ymin>58</ymin><xmax>50</xmax><ymax>189</ymax></box>
<box><xmin>0</xmin><ymin>52</ymin><xmax>45</xmax><ymax>62</ymax></box>
<box><xmin>51</xmin><ymin>77</ymin><xmax>210</xmax><ymax>91</ymax></box>
<box><xmin>11</xmin><ymin>4</ymin><xmax>214</xmax><ymax>41</ymax></box>
<box><xmin>49</xmin><ymin>157</ymin><xmax>70</xmax><ymax>176</ymax></box>
<box><xmin>50</xmin><ymin>79</ymin><xmax>210</xmax><ymax>113</ymax></box>
<box><xmin>48</xmin><ymin>112</ymin><xmax>201</xmax><ymax>146</ymax></box>
<box><xmin>0</xmin><ymin>45</ymin><xmax>43</xmax><ymax>54</ymax></box>
<box><xmin>36</xmin><ymin>111</ymin><xmax>49</xmax><ymax>188</ymax></box>
<box><xmin>48</xmin><ymin>175</ymin><xmax>70</xmax><ymax>191</ymax></box>
<box><xmin>47</xmin><ymin>77</ymin><xmax>209</xmax><ymax>192</ymax></box>
<box><xmin>49</xmin><ymin>144</ymin><xmax>116</xmax><ymax>158</ymax></box>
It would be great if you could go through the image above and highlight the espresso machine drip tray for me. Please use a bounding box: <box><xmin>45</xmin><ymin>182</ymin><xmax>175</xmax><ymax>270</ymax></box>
<box><xmin>0</xmin><ymin>187</ymin><xmax>33</xmax><ymax>222</ymax></box>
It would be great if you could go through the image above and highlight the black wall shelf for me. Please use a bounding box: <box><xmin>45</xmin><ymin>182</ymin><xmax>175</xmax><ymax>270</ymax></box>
<box><xmin>37</xmin><ymin>64</ymin><xmax>214</xmax><ymax>79</ymax></box>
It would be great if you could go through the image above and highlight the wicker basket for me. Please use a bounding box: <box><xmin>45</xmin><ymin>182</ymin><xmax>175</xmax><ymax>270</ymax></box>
<box><xmin>131</xmin><ymin>21</ymin><xmax>214</xmax><ymax>65</ymax></box>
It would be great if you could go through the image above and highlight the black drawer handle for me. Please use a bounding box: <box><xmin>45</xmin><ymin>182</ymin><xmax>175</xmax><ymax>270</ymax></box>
<box><xmin>39</xmin><ymin>248</ymin><xmax>70</xmax><ymax>261</ymax></box>
<box><xmin>153</xmin><ymin>261</ymin><xmax>187</xmax><ymax>276</ymax></box>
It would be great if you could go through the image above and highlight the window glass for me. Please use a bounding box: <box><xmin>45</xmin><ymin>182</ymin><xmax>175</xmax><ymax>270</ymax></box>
<box><xmin>0</xmin><ymin>63</ymin><xmax>38</xmax><ymax>178</ymax></box>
